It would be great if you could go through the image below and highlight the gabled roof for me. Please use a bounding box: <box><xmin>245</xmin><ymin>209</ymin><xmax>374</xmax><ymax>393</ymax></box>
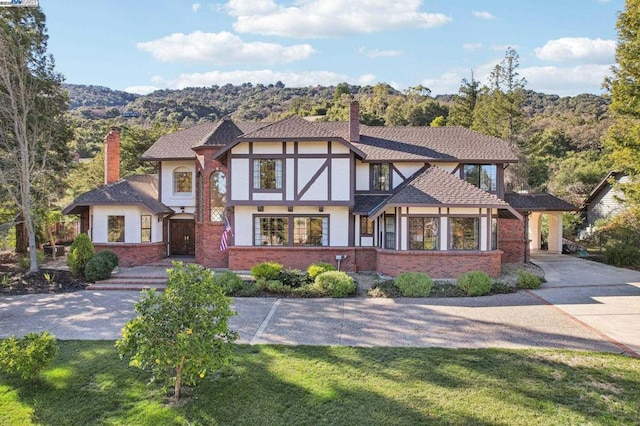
<box><xmin>504</xmin><ymin>193</ymin><xmax>576</xmax><ymax>211</ymax></box>
<box><xmin>63</xmin><ymin>175</ymin><xmax>173</xmax><ymax>216</ymax></box>
<box><xmin>141</xmin><ymin>120</ymin><xmax>266</xmax><ymax>160</ymax></box>
<box><xmin>368</xmin><ymin>166</ymin><xmax>520</xmax><ymax>219</ymax></box>
<box><xmin>582</xmin><ymin>171</ymin><xmax>624</xmax><ymax>206</ymax></box>
<box><xmin>316</xmin><ymin>123</ymin><xmax>518</xmax><ymax>163</ymax></box>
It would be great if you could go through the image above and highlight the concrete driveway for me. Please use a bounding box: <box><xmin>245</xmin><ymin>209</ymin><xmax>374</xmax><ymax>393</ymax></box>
<box><xmin>531</xmin><ymin>252</ymin><xmax>640</xmax><ymax>356</ymax></box>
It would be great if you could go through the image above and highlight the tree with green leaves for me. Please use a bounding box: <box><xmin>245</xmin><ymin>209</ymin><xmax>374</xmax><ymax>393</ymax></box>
<box><xmin>448</xmin><ymin>73</ymin><xmax>480</xmax><ymax>128</ymax></box>
<box><xmin>604</xmin><ymin>0</ymin><xmax>640</xmax><ymax>204</ymax></box>
<box><xmin>0</xmin><ymin>7</ymin><xmax>72</xmax><ymax>272</ymax></box>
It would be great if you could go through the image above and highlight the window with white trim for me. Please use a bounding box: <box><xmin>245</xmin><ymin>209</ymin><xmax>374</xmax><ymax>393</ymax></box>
<box><xmin>450</xmin><ymin>217</ymin><xmax>479</xmax><ymax>250</ymax></box>
<box><xmin>408</xmin><ymin>217</ymin><xmax>439</xmax><ymax>250</ymax></box>
<box><xmin>108</xmin><ymin>215</ymin><xmax>125</xmax><ymax>243</ymax></box>
<box><xmin>253</xmin><ymin>159</ymin><xmax>282</xmax><ymax>190</ymax></box>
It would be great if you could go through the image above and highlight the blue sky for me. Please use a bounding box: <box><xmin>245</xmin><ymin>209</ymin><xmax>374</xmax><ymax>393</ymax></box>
<box><xmin>42</xmin><ymin>0</ymin><xmax>623</xmax><ymax>96</ymax></box>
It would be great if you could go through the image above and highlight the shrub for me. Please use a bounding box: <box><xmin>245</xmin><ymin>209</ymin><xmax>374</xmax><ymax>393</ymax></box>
<box><xmin>116</xmin><ymin>262</ymin><xmax>237</xmax><ymax>400</ymax></box>
<box><xmin>314</xmin><ymin>271</ymin><xmax>356</xmax><ymax>298</ymax></box>
<box><xmin>256</xmin><ymin>279</ymin><xmax>291</xmax><ymax>294</ymax></box>
<box><xmin>456</xmin><ymin>271</ymin><xmax>492</xmax><ymax>296</ymax></box>
<box><xmin>279</xmin><ymin>268</ymin><xmax>311</xmax><ymax>288</ymax></box>
<box><xmin>67</xmin><ymin>233</ymin><xmax>94</xmax><ymax>275</ymax></box>
<box><xmin>367</xmin><ymin>280</ymin><xmax>401</xmax><ymax>298</ymax></box>
<box><xmin>84</xmin><ymin>251</ymin><xmax>116</xmax><ymax>282</ymax></box>
<box><xmin>394</xmin><ymin>272</ymin><xmax>433</xmax><ymax>297</ymax></box>
<box><xmin>234</xmin><ymin>281</ymin><xmax>259</xmax><ymax>297</ymax></box>
<box><xmin>516</xmin><ymin>270</ymin><xmax>543</xmax><ymax>289</ymax></box>
<box><xmin>491</xmin><ymin>281</ymin><xmax>518</xmax><ymax>294</ymax></box>
<box><xmin>604</xmin><ymin>244</ymin><xmax>640</xmax><ymax>268</ymax></box>
<box><xmin>307</xmin><ymin>262</ymin><xmax>336</xmax><ymax>280</ymax></box>
<box><xmin>213</xmin><ymin>271</ymin><xmax>244</xmax><ymax>295</ymax></box>
<box><xmin>251</xmin><ymin>262</ymin><xmax>283</xmax><ymax>280</ymax></box>
<box><xmin>0</xmin><ymin>331</ymin><xmax>57</xmax><ymax>380</ymax></box>
<box><xmin>17</xmin><ymin>251</ymin><xmax>45</xmax><ymax>270</ymax></box>
<box><xmin>97</xmin><ymin>249</ymin><xmax>119</xmax><ymax>268</ymax></box>
<box><xmin>292</xmin><ymin>284</ymin><xmax>326</xmax><ymax>298</ymax></box>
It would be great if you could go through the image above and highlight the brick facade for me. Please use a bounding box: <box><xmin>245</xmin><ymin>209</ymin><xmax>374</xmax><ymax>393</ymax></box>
<box><xmin>498</xmin><ymin>217</ymin><xmax>528</xmax><ymax>263</ymax></box>
<box><xmin>229</xmin><ymin>246</ymin><xmax>356</xmax><ymax>272</ymax></box>
<box><xmin>376</xmin><ymin>249</ymin><xmax>503</xmax><ymax>278</ymax></box>
<box><xmin>93</xmin><ymin>242</ymin><xmax>166</xmax><ymax>267</ymax></box>
<box><xmin>195</xmin><ymin>222</ymin><xmax>229</xmax><ymax>268</ymax></box>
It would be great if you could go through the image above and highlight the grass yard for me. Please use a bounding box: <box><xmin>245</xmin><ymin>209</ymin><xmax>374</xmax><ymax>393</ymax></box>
<box><xmin>1</xmin><ymin>342</ymin><xmax>639</xmax><ymax>425</ymax></box>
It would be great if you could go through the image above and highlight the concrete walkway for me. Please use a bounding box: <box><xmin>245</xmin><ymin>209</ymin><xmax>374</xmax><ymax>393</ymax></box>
<box><xmin>0</xmin><ymin>253</ymin><xmax>638</xmax><ymax>356</ymax></box>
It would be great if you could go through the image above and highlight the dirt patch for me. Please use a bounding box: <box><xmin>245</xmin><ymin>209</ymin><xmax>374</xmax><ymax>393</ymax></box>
<box><xmin>0</xmin><ymin>251</ymin><xmax>87</xmax><ymax>296</ymax></box>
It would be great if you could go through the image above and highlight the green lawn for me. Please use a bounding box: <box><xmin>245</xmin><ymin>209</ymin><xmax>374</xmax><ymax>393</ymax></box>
<box><xmin>1</xmin><ymin>342</ymin><xmax>639</xmax><ymax>425</ymax></box>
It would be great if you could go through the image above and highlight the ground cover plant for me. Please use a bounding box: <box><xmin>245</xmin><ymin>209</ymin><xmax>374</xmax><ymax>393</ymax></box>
<box><xmin>1</xmin><ymin>341</ymin><xmax>639</xmax><ymax>425</ymax></box>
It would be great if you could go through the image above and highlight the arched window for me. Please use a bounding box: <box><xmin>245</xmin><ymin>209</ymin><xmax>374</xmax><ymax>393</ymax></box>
<box><xmin>210</xmin><ymin>171</ymin><xmax>226</xmax><ymax>222</ymax></box>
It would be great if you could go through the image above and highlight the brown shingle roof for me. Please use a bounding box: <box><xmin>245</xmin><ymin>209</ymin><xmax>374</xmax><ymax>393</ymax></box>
<box><xmin>239</xmin><ymin>115</ymin><xmax>341</xmax><ymax>140</ymax></box>
<box><xmin>354</xmin><ymin>194</ymin><xmax>392</xmax><ymax>214</ymax></box>
<box><xmin>369</xmin><ymin>166</ymin><xmax>515</xmax><ymax>218</ymax></box>
<box><xmin>141</xmin><ymin>120</ymin><xmax>266</xmax><ymax>160</ymax></box>
<box><xmin>62</xmin><ymin>175</ymin><xmax>173</xmax><ymax>215</ymax></box>
<box><xmin>505</xmin><ymin>193</ymin><xmax>577</xmax><ymax>211</ymax></box>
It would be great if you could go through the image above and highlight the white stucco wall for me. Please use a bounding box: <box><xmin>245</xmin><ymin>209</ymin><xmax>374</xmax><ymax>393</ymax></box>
<box><xmin>331</xmin><ymin>158</ymin><xmax>351</xmax><ymax>201</ymax></box>
<box><xmin>160</xmin><ymin>160</ymin><xmax>196</xmax><ymax>211</ymax></box>
<box><xmin>90</xmin><ymin>205</ymin><xmax>162</xmax><ymax>244</ymax></box>
<box><xmin>355</xmin><ymin>161</ymin><xmax>370</xmax><ymax>191</ymax></box>
<box><xmin>231</xmin><ymin>158</ymin><xmax>250</xmax><ymax>200</ymax></box>
<box><xmin>253</xmin><ymin>142</ymin><xmax>284</xmax><ymax>154</ymax></box>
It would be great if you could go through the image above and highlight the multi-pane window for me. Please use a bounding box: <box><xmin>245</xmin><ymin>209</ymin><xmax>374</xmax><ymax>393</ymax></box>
<box><xmin>384</xmin><ymin>215</ymin><xmax>396</xmax><ymax>249</ymax></box>
<box><xmin>372</xmin><ymin>163</ymin><xmax>390</xmax><ymax>191</ymax></box>
<box><xmin>141</xmin><ymin>215</ymin><xmax>151</xmax><ymax>242</ymax></box>
<box><xmin>174</xmin><ymin>170</ymin><xmax>193</xmax><ymax>193</ymax></box>
<box><xmin>408</xmin><ymin>217</ymin><xmax>439</xmax><ymax>250</ymax></box>
<box><xmin>255</xmin><ymin>217</ymin><xmax>289</xmax><ymax>245</ymax></box>
<box><xmin>360</xmin><ymin>216</ymin><xmax>374</xmax><ymax>236</ymax></box>
<box><xmin>197</xmin><ymin>172</ymin><xmax>203</xmax><ymax>222</ymax></box>
<box><xmin>450</xmin><ymin>217</ymin><xmax>480</xmax><ymax>250</ymax></box>
<box><xmin>210</xmin><ymin>171</ymin><xmax>226</xmax><ymax>222</ymax></box>
<box><xmin>491</xmin><ymin>217</ymin><xmax>498</xmax><ymax>250</ymax></box>
<box><xmin>293</xmin><ymin>217</ymin><xmax>328</xmax><ymax>246</ymax></box>
<box><xmin>253</xmin><ymin>159</ymin><xmax>283</xmax><ymax>190</ymax></box>
<box><xmin>108</xmin><ymin>215</ymin><xmax>125</xmax><ymax>243</ymax></box>
<box><xmin>463</xmin><ymin>165</ymin><xmax>497</xmax><ymax>192</ymax></box>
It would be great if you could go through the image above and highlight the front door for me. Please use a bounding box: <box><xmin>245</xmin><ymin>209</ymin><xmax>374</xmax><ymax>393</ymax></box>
<box><xmin>170</xmin><ymin>220</ymin><xmax>195</xmax><ymax>255</ymax></box>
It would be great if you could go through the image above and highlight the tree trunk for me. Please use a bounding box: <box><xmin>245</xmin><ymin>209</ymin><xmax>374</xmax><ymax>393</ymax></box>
<box><xmin>174</xmin><ymin>354</ymin><xmax>185</xmax><ymax>400</ymax></box>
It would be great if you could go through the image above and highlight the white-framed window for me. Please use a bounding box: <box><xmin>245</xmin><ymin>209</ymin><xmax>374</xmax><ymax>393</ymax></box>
<box><xmin>254</xmin><ymin>215</ymin><xmax>329</xmax><ymax>246</ymax></box>
<box><xmin>108</xmin><ymin>215</ymin><xmax>125</xmax><ymax>243</ymax></box>
<box><xmin>174</xmin><ymin>169</ymin><xmax>193</xmax><ymax>193</ymax></box>
<box><xmin>253</xmin><ymin>159</ymin><xmax>283</xmax><ymax>190</ymax></box>
<box><xmin>450</xmin><ymin>217</ymin><xmax>480</xmax><ymax>250</ymax></box>
<box><xmin>141</xmin><ymin>215</ymin><xmax>151</xmax><ymax>242</ymax></box>
<box><xmin>408</xmin><ymin>217</ymin><xmax>439</xmax><ymax>250</ymax></box>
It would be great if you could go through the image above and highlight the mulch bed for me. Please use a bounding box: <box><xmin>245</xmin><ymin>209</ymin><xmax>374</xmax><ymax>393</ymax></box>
<box><xmin>0</xmin><ymin>252</ymin><xmax>87</xmax><ymax>296</ymax></box>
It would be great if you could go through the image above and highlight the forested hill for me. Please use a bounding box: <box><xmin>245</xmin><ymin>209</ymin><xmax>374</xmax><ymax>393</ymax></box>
<box><xmin>63</xmin><ymin>83</ymin><xmax>610</xmax><ymax>126</ymax></box>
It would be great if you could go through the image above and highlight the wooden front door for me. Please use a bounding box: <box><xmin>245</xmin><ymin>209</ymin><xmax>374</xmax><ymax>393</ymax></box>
<box><xmin>170</xmin><ymin>220</ymin><xmax>195</xmax><ymax>255</ymax></box>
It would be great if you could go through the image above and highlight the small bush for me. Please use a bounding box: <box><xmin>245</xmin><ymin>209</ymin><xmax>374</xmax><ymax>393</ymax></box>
<box><xmin>604</xmin><ymin>244</ymin><xmax>640</xmax><ymax>268</ymax></box>
<box><xmin>394</xmin><ymin>272</ymin><xmax>433</xmax><ymax>297</ymax></box>
<box><xmin>292</xmin><ymin>284</ymin><xmax>326</xmax><ymax>298</ymax></box>
<box><xmin>251</xmin><ymin>262</ymin><xmax>283</xmax><ymax>280</ymax></box>
<box><xmin>84</xmin><ymin>251</ymin><xmax>116</xmax><ymax>282</ymax></box>
<box><xmin>234</xmin><ymin>281</ymin><xmax>259</xmax><ymax>297</ymax></box>
<box><xmin>314</xmin><ymin>271</ymin><xmax>356</xmax><ymax>298</ymax></box>
<box><xmin>491</xmin><ymin>281</ymin><xmax>517</xmax><ymax>294</ymax></box>
<box><xmin>256</xmin><ymin>279</ymin><xmax>291</xmax><ymax>294</ymax></box>
<box><xmin>367</xmin><ymin>280</ymin><xmax>401</xmax><ymax>298</ymax></box>
<box><xmin>456</xmin><ymin>271</ymin><xmax>492</xmax><ymax>296</ymax></box>
<box><xmin>0</xmin><ymin>331</ymin><xmax>57</xmax><ymax>380</ymax></box>
<box><xmin>213</xmin><ymin>271</ymin><xmax>244</xmax><ymax>295</ymax></box>
<box><xmin>67</xmin><ymin>233</ymin><xmax>94</xmax><ymax>275</ymax></box>
<box><xmin>307</xmin><ymin>262</ymin><xmax>336</xmax><ymax>280</ymax></box>
<box><xmin>279</xmin><ymin>268</ymin><xmax>311</xmax><ymax>288</ymax></box>
<box><xmin>17</xmin><ymin>251</ymin><xmax>45</xmax><ymax>270</ymax></box>
<box><xmin>97</xmin><ymin>249</ymin><xmax>119</xmax><ymax>268</ymax></box>
<box><xmin>516</xmin><ymin>270</ymin><xmax>543</xmax><ymax>289</ymax></box>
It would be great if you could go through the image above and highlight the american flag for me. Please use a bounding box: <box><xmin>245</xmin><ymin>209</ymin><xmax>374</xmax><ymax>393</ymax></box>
<box><xmin>220</xmin><ymin>214</ymin><xmax>232</xmax><ymax>251</ymax></box>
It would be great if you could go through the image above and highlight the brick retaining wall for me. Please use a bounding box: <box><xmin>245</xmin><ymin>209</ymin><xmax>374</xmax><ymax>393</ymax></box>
<box><xmin>93</xmin><ymin>242</ymin><xmax>166</xmax><ymax>267</ymax></box>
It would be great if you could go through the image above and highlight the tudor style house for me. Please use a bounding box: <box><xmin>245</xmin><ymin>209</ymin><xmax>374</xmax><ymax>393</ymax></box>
<box><xmin>64</xmin><ymin>102</ymin><xmax>575</xmax><ymax>277</ymax></box>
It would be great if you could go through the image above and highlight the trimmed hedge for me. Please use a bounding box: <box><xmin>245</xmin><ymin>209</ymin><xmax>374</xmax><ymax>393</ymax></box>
<box><xmin>394</xmin><ymin>272</ymin><xmax>433</xmax><ymax>297</ymax></box>
<box><xmin>456</xmin><ymin>271</ymin><xmax>492</xmax><ymax>296</ymax></box>
<box><xmin>67</xmin><ymin>233</ymin><xmax>94</xmax><ymax>276</ymax></box>
<box><xmin>0</xmin><ymin>331</ymin><xmax>57</xmax><ymax>380</ymax></box>
<box><xmin>516</xmin><ymin>270</ymin><xmax>543</xmax><ymax>289</ymax></box>
<box><xmin>307</xmin><ymin>262</ymin><xmax>336</xmax><ymax>280</ymax></box>
<box><xmin>84</xmin><ymin>251</ymin><xmax>117</xmax><ymax>282</ymax></box>
<box><xmin>314</xmin><ymin>271</ymin><xmax>356</xmax><ymax>298</ymax></box>
<box><xmin>251</xmin><ymin>262</ymin><xmax>283</xmax><ymax>280</ymax></box>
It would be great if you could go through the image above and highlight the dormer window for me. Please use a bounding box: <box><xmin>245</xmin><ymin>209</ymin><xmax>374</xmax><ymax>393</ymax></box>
<box><xmin>463</xmin><ymin>164</ymin><xmax>497</xmax><ymax>192</ymax></box>
<box><xmin>372</xmin><ymin>163</ymin><xmax>390</xmax><ymax>191</ymax></box>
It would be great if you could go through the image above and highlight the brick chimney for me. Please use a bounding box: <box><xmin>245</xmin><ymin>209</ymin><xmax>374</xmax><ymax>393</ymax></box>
<box><xmin>349</xmin><ymin>101</ymin><xmax>360</xmax><ymax>143</ymax></box>
<box><xmin>104</xmin><ymin>128</ymin><xmax>120</xmax><ymax>184</ymax></box>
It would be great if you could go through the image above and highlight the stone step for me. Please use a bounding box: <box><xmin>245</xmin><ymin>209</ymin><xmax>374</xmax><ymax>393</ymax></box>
<box><xmin>95</xmin><ymin>277</ymin><xmax>167</xmax><ymax>285</ymax></box>
<box><xmin>86</xmin><ymin>283</ymin><xmax>166</xmax><ymax>291</ymax></box>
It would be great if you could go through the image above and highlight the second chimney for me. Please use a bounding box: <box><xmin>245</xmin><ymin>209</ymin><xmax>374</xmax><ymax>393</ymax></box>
<box><xmin>349</xmin><ymin>101</ymin><xmax>360</xmax><ymax>143</ymax></box>
<box><xmin>104</xmin><ymin>128</ymin><xmax>120</xmax><ymax>184</ymax></box>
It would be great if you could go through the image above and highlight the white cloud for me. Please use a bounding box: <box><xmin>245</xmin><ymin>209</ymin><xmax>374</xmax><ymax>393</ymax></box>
<box><xmin>192</xmin><ymin>3</ymin><xmax>201</xmax><ymax>12</ymax></box>
<box><xmin>472</xmin><ymin>11</ymin><xmax>495</xmax><ymax>20</ymax></box>
<box><xmin>151</xmin><ymin>69</ymin><xmax>377</xmax><ymax>89</ymax></box>
<box><xmin>422</xmin><ymin>62</ymin><xmax>612</xmax><ymax>96</ymax></box>
<box><xmin>357</xmin><ymin>47</ymin><xmax>404</xmax><ymax>58</ymax></box>
<box><xmin>124</xmin><ymin>85</ymin><xmax>160</xmax><ymax>95</ymax></box>
<box><xmin>137</xmin><ymin>31</ymin><xmax>314</xmax><ymax>64</ymax></box>
<box><xmin>491</xmin><ymin>44</ymin><xmax>519</xmax><ymax>52</ymax></box>
<box><xmin>534</xmin><ymin>37</ymin><xmax>615</xmax><ymax>63</ymax></box>
<box><xmin>463</xmin><ymin>43</ymin><xmax>482</xmax><ymax>51</ymax></box>
<box><xmin>225</xmin><ymin>0</ymin><xmax>452</xmax><ymax>38</ymax></box>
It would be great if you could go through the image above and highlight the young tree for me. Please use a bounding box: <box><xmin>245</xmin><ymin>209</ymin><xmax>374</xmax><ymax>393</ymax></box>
<box><xmin>0</xmin><ymin>8</ymin><xmax>71</xmax><ymax>272</ymax></box>
<box><xmin>604</xmin><ymin>0</ymin><xmax>640</xmax><ymax>204</ymax></box>
<box><xmin>447</xmin><ymin>73</ymin><xmax>480</xmax><ymax>128</ymax></box>
<box><xmin>116</xmin><ymin>263</ymin><xmax>238</xmax><ymax>400</ymax></box>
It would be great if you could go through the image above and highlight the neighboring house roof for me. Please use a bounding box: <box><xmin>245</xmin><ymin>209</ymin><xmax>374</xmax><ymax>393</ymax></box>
<box><xmin>368</xmin><ymin>166</ymin><xmax>521</xmax><ymax>219</ymax></box>
<box><xmin>142</xmin><ymin>116</ymin><xmax>517</xmax><ymax>163</ymax></box>
<box><xmin>63</xmin><ymin>175</ymin><xmax>173</xmax><ymax>216</ymax></box>
<box><xmin>582</xmin><ymin>171</ymin><xmax>625</xmax><ymax>207</ymax></box>
<box><xmin>141</xmin><ymin>120</ymin><xmax>266</xmax><ymax>160</ymax></box>
<box><xmin>504</xmin><ymin>193</ymin><xmax>576</xmax><ymax>211</ymax></box>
